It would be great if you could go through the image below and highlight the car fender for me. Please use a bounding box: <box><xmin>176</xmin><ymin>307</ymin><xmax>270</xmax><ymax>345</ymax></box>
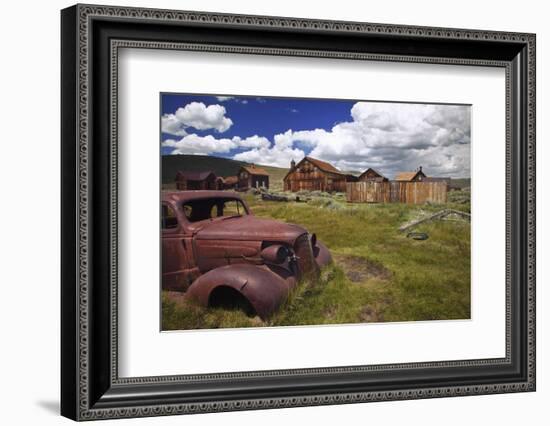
<box><xmin>314</xmin><ymin>241</ymin><xmax>332</xmax><ymax>268</ymax></box>
<box><xmin>185</xmin><ymin>264</ymin><xmax>296</xmax><ymax>319</ymax></box>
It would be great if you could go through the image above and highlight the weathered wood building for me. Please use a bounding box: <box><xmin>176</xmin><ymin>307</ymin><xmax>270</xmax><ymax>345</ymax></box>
<box><xmin>358</xmin><ymin>168</ymin><xmax>388</xmax><ymax>182</ymax></box>
<box><xmin>347</xmin><ymin>181</ymin><xmax>448</xmax><ymax>204</ymax></box>
<box><xmin>221</xmin><ymin>175</ymin><xmax>239</xmax><ymax>190</ymax></box>
<box><xmin>394</xmin><ymin>167</ymin><xmax>427</xmax><ymax>182</ymax></box>
<box><xmin>347</xmin><ymin>166</ymin><xmax>450</xmax><ymax>204</ymax></box>
<box><xmin>238</xmin><ymin>165</ymin><xmax>269</xmax><ymax>190</ymax></box>
<box><xmin>283</xmin><ymin>157</ymin><xmax>349</xmax><ymax>192</ymax></box>
<box><xmin>395</xmin><ymin>167</ymin><xmax>452</xmax><ymax>191</ymax></box>
<box><xmin>175</xmin><ymin>170</ymin><xmax>220</xmax><ymax>190</ymax></box>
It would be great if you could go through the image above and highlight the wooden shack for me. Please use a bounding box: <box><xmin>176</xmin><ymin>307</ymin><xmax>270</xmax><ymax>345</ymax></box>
<box><xmin>175</xmin><ymin>170</ymin><xmax>218</xmax><ymax>190</ymax></box>
<box><xmin>283</xmin><ymin>157</ymin><xmax>347</xmax><ymax>192</ymax></box>
<box><xmin>347</xmin><ymin>167</ymin><xmax>449</xmax><ymax>204</ymax></box>
<box><xmin>215</xmin><ymin>176</ymin><xmax>226</xmax><ymax>190</ymax></box>
<box><xmin>222</xmin><ymin>175</ymin><xmax>239</xmax><ymax>190</ymax></box>
<box><xmin>237</xmin><ymin>165</ymin><xmax>269</xmax><ymax>190</ymax></box>
<box><xmin>345</xmin><ymin>174</ymin><xmax>359</xmax><ymax>183</ymax></box>
<box><xmin>394</xmin><ymin>167</ymin><xmax>427</xmax><ymax>182</ymax></box>
<box><xmin>358</xmin><ymin>168</ymin><xmax>388</xmax><ymax>182</ymax></box>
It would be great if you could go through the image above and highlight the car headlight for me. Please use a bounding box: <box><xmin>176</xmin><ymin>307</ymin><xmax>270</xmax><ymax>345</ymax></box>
<box><xmin>260</xmin><ymin>244</ymin><xmax>290</xmax><ymax>264</ymax></box>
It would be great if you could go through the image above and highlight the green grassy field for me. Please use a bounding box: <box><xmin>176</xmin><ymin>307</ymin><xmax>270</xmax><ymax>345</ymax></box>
<box><xmin>162</xmin><ymin>190</ymin><xmax>471</xmax><ymax>330</ymax></box>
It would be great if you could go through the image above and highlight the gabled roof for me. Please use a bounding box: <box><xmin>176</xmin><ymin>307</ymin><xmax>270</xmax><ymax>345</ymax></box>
<box><xmin>288</xmin><ymin>156</ymin><xmax>342</xmax><ymax>174</ymax></box>
<box><xmin>240</xmin><ymin>165</ymin><xmax>269</xmax><ymax>176</ymax></box>
<box><xmin>223</xmin><ymin>176</ymin><xmax>239</xmax><ymax>185</ymax></box>
<box><xmin>175</xmin><ymin>170</ymin><xmax>216</xmax><ymax>181</ymax></box>
<box><xmin>304</xmin><ymin>156</ymin><xmax>342</xmax><ymax>174</ymax></box>
<box><xmin>358</xmin><ymin>167</ymin><xmax>387</xmax><ymax>180</ymax></box>
<box><xmin>283</xmin><ymin>156</ymin><xmax>345</xmax><ymax>181</ymax></box>
<box><xmin>395</xmin><ymin>170</ymin><xmax>426</xmax><ymax>181</ymax></box>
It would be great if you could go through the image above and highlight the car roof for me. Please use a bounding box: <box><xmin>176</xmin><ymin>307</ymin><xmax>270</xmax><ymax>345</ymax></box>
<box><xmin>162</xmin><ymin>190</ymin><xmax>244</xmax><ymax>204</ymax></box>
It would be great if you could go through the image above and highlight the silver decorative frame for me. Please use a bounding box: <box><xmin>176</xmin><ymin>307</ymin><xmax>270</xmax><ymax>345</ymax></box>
<box><xmin>61</xmin><ymin>4</ymin><xmax>536</xmax><ymax>421</ymax></box>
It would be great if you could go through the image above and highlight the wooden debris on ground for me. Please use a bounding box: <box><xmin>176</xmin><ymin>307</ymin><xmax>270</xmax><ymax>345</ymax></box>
<box><xmin>399</xmin><ymin>209</ymin><xmax>471</xmax><ymax>232</ymax></box>
<box><xmin>261</xmin><ymin>192</ymin><xmax>307</xmax><ymax>202</ymax></box>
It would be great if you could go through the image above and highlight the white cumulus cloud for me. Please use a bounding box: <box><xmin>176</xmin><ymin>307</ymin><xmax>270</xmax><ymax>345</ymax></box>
<box><xmin>232</xmin><ymin>102</ymin><xmax>470</xmax><ymax>177</ymax></box>
<box><xmin>233</xmin><ymin>146</ymin><xmax>305</xmax><ymax>168</ymax></box>
<box><xmin>162</xmin><ymin>134</ymin><xmax>270</xmax><ymax>155</ymax></box>
<box><xmin>161</xmin><ymin>102</ymin><xmax>233</xmax><ymax>136</ymax></box>
<box><xmin>162</xmin><ymin>100</ymin><xmax>470</xmax><ymax>178</ymax></box>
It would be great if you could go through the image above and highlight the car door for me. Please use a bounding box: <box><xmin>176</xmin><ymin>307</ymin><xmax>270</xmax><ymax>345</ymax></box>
<box><xmin>161</xmin><ymin>203</ymin><xmax>193</xmax><ymax>291</ymax></box>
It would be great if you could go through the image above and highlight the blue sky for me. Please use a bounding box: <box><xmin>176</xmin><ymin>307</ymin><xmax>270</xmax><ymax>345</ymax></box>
<box><xmin>160</xmin><ymin>93</ymin><xmax>471</xmax><ymax>178</ymax></box>
<box><xmin>161</xmin><ymin>94</ymin><xmax>353</xmax><ymax>157</ymax></box>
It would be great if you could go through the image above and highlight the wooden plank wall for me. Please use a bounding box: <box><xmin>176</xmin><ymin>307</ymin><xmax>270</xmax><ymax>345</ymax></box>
<box><xmin>284</xmin><ymin>171</ymin><xmax>347</xmax><ymax>192</ymax></box>
<box><xmin>346</xmin><ymin>181</ymin><xmax>388</xmax><ymax>203</ymax></box>
<box><xmin>346</xmin><ymin>181</ymin><xmax>447</xmax><ymax>204</ymax></box>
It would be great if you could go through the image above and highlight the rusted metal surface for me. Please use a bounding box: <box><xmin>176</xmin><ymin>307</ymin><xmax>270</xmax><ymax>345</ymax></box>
<box><xmin>162</xmin><ymin>190</ymin><xmax>249</xmax><ymax>205</ymax></box>
<box><xmin>346</xmin><ymin>181</ymin><xmax>447</xmax><ymax>204</ymax></box>
<box><xmin>186</xmin><ymin>264</ymin><xmax>296</xmax><ymax>320</ymax></box>
<box><xmin>194</xmin><ymin>215</ymin><xmax>305</xmax><ymax>242</ymax></box>
<box><xmin>293</xmin><ymin>233</ymin><xmax>320</xmax><ymax>279</ymax></box>
<box><xmin>260</xmin><ymin>244</ymin><xmax>291</xmax><ymax>264</ymax></box>
<box><xmin>313</xmin><ymin>241</ymin><xmax>332</xmax><ymax>269</ymax></box>
<box><xmin>162</xmin><ymin>191</ymin><xmax>331</xmax><ymax>318</ymax></box>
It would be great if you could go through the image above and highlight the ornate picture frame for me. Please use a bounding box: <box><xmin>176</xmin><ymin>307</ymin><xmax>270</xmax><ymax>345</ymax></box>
<box><xmin>61</xmin><ymin>4</ymin><xmax>535</xmax><ymax>420</ymax></box>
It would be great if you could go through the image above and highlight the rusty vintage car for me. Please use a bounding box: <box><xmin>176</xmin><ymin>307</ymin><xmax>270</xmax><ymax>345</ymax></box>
<box><xmin>162</xmin><ymin>191</ymin><xmax>332</xmax><ymax>319</ymax></box>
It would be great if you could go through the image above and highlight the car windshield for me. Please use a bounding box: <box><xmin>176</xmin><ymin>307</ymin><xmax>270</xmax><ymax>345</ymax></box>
<box><xmin>181</xmin><ymin>198</ymin><xmax>248</xmax><ymax>223</ymax></box>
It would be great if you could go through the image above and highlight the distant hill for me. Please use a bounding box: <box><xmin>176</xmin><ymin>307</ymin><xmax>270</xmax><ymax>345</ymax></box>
<box><xmin>449</xmin><ymin>178</ymin><xmax>471</xmax><ymax>189</ymax></box>
<box><xmin>161</xmin><ymin>155</ymin><xmax>469</xmax><ymax>191</ymax></box>
<box><xmin>162</xmin><ymin>155</ymin><xmax>289</xmax><ymax>190</ymax></box>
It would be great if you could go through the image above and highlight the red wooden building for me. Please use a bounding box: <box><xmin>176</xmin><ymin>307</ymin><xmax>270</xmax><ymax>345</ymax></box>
<box><xmin>283</xmin><ymin>157</ymin><xmax>348</xmax><ymax>192</ymax></box>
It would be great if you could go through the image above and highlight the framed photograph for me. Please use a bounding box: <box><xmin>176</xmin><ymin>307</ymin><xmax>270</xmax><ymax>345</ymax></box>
<box><xmin>61</xmin><ymin>4</ymin><xmax>536</xmax><ymax>421</ymax></box>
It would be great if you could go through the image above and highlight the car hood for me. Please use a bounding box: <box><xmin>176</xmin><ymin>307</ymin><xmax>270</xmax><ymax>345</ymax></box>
<box><xmin>193</xmin><ymin>215</ymin><xmax>307</xmax><ymax>244</ymax></box>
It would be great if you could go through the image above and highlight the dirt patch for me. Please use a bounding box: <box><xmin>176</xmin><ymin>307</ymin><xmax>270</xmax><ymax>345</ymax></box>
<box><xmin>333</xmin><ymin>254</ymin><xmax>392</xmax><ymax>283</ymax></box>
